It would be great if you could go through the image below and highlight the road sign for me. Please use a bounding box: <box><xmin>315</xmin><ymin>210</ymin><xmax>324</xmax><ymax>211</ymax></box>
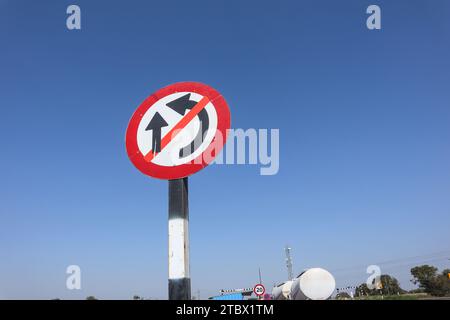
<box><xmin>254</xmin><ymin>284</ymin><xmax>266</xmax><ymax>296</ymax></box>
<box><xmin>126</xmin><ymin>82</ymin><xmax>231</xmax><ymax>180</ymax></box>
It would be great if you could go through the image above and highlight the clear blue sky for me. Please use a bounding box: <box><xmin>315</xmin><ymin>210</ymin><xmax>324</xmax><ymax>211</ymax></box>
<box><xmin>1</xmin><ymin>0</ymin><xmax>450</xmax><ymax>299</ymax></box>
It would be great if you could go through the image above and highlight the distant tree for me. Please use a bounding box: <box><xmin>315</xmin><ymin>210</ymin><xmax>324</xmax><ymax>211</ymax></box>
<box><xmin>431</xmin><ymin>274</ymin><xmax>450</xmax><ymax>296</ymax></box>
<box><xmin>411</xmin><ymin>265</ymin><xmax>437</xmax><ymax>288</ymax></box>
<box><xmin>354</xmin><ymin>274</ymin><xmax>404</xmax><ymax>297</ymax></box>
<box><xmin>379</xmin><ymin>274</ymin><xmax>405</xmax><ymax>295</ymax></box>
<box><xmin>442</xmin><ymin>269</ymin><xmax>450</xmax><ymax>279</ymax></box>
<box><xmin>86</xmin><ymin>296</ymin><xmax>97</xmax><ymax>300</ymax></box>
<box><xmin>336</xmin><ymin>292</ymin><xmax>351</xmax><ymax>300</ymax></box>
<box><xmin>133</xmin><ymin>295</ymin><xmax>144</xmax><ymax>300</ymax></box>
<box><xmin>410</xmin><ymin>265</ymin><xmax>450</xmax><ymax>297</ymax></box>
<box><xmin>354</xmin><ymin>283</ymin><xmax>371</xmax><ymax>297</ymax></box>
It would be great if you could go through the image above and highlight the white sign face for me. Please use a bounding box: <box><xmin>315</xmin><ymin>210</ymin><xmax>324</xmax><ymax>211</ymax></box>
<box><xmin>254</xmin><ymin>284</ymin><xmax>265</xmax><ymax>296</ymax></box>
<box><xmin>136</xmin><ymin>92</ymin><xmax>218</xmax><ymax>167</ymax></box>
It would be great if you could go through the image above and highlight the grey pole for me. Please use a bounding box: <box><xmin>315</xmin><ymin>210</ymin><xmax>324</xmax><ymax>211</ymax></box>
<box><xmin>168</xmin><ymin>178</ymin><xmax>191</xmax><ymax>300</ymax></box>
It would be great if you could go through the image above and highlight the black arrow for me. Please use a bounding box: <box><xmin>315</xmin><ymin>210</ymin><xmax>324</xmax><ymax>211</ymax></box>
<box><xmin>179</xmin><ymin>108</ymin><xmax>209</xmax><ymax>158</ymax></box>
<box><xmin>146</xmin><ymin>112</ymin><xmax>168</xmax><ymax>154</ymax></box>
<box><xmin>166</xmin><ymin>93</ymin><xmax>197</xmax><ymax>115</ymax></box>
<box><xmin>166</xmin><ymin>94</ymin><xmax>209</xmax><ymax>158</ymax></box>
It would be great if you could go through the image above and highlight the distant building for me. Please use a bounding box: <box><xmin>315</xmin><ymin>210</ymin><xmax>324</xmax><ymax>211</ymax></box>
<box><xmin>209</xmin><ymin>293</ymin><xmax>244</xmax><ymax>300</ymax></box>
<box><xmin>209</xmin><ymin>287</ymin><xmax>254</xmax><ymax>300</ymax></box>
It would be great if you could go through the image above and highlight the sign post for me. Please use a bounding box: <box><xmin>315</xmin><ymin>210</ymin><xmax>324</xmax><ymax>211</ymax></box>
<box><xmin>168</xmin><ymin>178</ymin><xmax>190</xmax><ymax>300</ymax></box>
<box><xmin>126</xmin><ymin>82</ymin><xmax>231</xmax><ymax>300</ymax></box>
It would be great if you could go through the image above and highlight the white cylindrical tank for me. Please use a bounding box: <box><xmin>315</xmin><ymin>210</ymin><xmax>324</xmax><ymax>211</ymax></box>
<box><xmin>271</xmin><ymin>280</ymin><xmax>293</xmax><ymax>300</ymax></box>
<box><xmin>290</xmin><ymin>268</ymin><xmax>336</xmax><ymax>300</ymax></box>
<box><xmin>272</xmin><ymin>282</ymin><xmax>284</xmax><ymax>300</ymax></box>
<box><xmin>281</xmin><ymin>280</ymin><xmax>293</xmax><ymax>299</ymax></box>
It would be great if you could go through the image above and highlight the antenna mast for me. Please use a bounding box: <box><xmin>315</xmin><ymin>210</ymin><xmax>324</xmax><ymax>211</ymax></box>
<box><xmin>285</xmin><ymin>245</ymin><xmax>294</xmax><ymax>280</ymax></box>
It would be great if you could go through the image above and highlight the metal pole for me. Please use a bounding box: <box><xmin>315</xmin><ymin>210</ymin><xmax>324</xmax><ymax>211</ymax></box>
<box><xmin>258</xmin><ymin>268</ymin><xmax>262</xmax><ymax>300</ymax></box>
<box><xmin>168</xmin><ymin>178</ymin><xmax>191</xmax><ymax>300</ymax></box>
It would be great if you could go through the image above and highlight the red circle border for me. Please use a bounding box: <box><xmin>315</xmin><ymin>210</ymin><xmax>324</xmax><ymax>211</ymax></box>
<box><xmin>125</xmin><ymin>82</ymin><xmax>231</xmax><ymax>180</ymax></box>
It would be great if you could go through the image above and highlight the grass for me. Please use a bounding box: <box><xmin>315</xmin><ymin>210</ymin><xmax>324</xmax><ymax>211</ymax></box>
<box><xmin>352</xmin><ymin>293</ymin><xmax>428</xmax><ymax>300</ymax></box>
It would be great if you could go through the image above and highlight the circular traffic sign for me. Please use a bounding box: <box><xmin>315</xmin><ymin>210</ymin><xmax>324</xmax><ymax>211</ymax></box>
<box><xmin>253</xmin><ymin>284</ymin><xmax>265</xmax><ymax>296</ymax></box>
<box><xmin>126</xmin><ymin>82</ymin><xmax>231</xmax><ymax>179</ymax></box>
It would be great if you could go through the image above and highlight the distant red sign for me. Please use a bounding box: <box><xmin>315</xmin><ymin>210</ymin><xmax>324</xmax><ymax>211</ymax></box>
<box><xmin>253</xmin><ymin>284</ymin><xmax>265</xmax><ymax>296</ymax></box>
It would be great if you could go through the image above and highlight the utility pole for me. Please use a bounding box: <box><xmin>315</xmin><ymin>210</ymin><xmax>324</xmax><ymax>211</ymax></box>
<box><xmin>168</xmin><ymin>178</ymin><xmax>191</xmax><ymax>300</ymax></box>
<box><xmin>258</xmin><ymin>268</ymin><xmax>263</xmax><ymax>300</ymax></box>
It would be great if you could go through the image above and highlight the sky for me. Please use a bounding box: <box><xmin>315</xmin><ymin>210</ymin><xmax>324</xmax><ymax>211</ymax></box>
<box><xmin>1</xmin><ymin>0</ymin><xmax>450</xmax><ymax>299</ymax></box>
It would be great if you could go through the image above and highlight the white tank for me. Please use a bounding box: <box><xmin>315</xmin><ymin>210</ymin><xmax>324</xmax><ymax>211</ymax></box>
<box><xmin>290</xmin><ymin>268</ymin><xmax>335</xmax><ymax>300</ymax></box>
<box><xmin>272</xmin><ymin>280</ymin><xmax>293</xmax><ymax>300</ymax></box>
<box><xmin>282</xmin><ymin>280</ymin><xmax>293</xmax><ymax>299</ymax></box>
<box><xmin>272</xmin><ymin>282</ymin><xmax>285</xmax><ymax>300</ymax></box>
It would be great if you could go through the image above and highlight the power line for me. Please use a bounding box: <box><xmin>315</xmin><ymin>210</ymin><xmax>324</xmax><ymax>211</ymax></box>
<box><xmin>330</xmin><ymin>249</ymin><xmax>450</xmax><ymax>274</ymax></box>
<box><xmin>334</xmin><ymin>256</ymin><xmax>450</xmax><ymax>278</ymax></box>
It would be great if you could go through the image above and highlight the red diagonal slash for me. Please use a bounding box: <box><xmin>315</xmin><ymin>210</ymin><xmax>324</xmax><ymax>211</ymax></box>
<box><xmin>144</xmin><ymin>96</ymin><xmax>210</xmax><ymax>162</ymax></box>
